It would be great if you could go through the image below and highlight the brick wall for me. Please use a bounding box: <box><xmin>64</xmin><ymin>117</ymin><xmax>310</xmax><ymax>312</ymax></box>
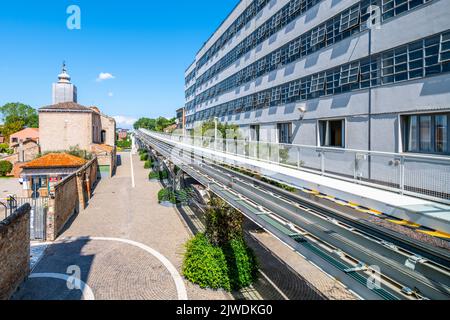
<box><xmin>0</xmin><ymin>204</ymin><xmax>31</xmax><ymax>300</ymax></box>
<box><xmin>46</xmin><ymin>158</ymin><xmax>99</xmax><ymax>241</ymax></box>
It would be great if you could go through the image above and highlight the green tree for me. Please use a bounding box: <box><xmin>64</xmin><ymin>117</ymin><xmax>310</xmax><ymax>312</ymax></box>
<box><xmin>134</xmin><ymin>118</ymin><xmax>156</xmax><ymax>131</ymax></box>
<box><xmin>0</xmin><ymin>160</ymin><xmax>13</xmax><ymax>177</ymax></box>
<box><xmin>134</xmin><ymin>117</ymin><xmax>176</xmax><ymax>132</ymax></box>
<box><xmin>0</xmin><ymin>103</ymin><xmax>39</xmax><ymax>129</ymax></box>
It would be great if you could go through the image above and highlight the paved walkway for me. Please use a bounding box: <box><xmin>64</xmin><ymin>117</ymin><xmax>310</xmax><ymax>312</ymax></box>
<box><xmin>13</xmin><ymin>152</ymin><xmax>230</xmax><ymax>300</ymax></box>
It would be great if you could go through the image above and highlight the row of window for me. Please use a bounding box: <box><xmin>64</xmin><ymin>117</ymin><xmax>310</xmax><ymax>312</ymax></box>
<box><xmin>186</xmin><ymin>32</ymin><xmax>450</xmax><ymax>127</ymax></box>
<box><xmin>197</xmin><ymin>0</ymin><xmax>272</xmax><ymax>70</ymax></box>
<box><xmin>189</xmin><ymin>0</ymin><xmax>433</xmax><ymax>103</ymax></box>
<box><xmin>208</xmin><ymin>113</ymin><xmax>449</xmax><ymax>155</ymax></box>
<box><xmin>193</xmin><ymin>1</ymin><xmax>371</xmax><ymax>103</ymax></box>
<box><xmin>190</xmin><ymin>0</ymin><xmax>433</xmax><ymax>93</ymax></box>
<box><xmin>194</xmin><ymin>0</ymin><xmax>323</xmax><ymax>89</ymax></box>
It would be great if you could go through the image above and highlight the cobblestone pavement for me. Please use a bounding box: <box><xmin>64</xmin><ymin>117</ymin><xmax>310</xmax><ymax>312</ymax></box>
<box><xmin>13</xmin><ymin>152</ymin><xmax>230</xmax><ymax>300</ymax></box>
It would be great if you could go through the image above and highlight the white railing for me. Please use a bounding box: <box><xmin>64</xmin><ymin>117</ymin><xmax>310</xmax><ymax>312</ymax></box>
<box><xmin>139</xmin><ymin>130</ymin><xmax>450</xmax><ymax>204</ymax></box>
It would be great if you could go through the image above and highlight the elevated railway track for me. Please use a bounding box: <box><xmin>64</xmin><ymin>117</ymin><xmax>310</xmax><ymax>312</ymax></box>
<box><xmin>136</xmin><ymin>130</ymin><xmax>450</xmax><ymax>301</ymax></box>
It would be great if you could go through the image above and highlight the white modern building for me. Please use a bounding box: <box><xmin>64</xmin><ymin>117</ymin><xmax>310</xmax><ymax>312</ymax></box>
<box><xmin>183</xmin><ymin>0</ymin><xmax>450</xmax><ymax>203</ymax></box>
<box><xmin>185</xmin><ymin>0</ymin><xmax>449</xmax><ymax>155</ymax></box>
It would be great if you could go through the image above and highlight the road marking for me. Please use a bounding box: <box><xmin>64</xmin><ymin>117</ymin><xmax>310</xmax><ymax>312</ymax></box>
<box><xmin>62</xmin><ymin>237</ymin><xmax>188</xmax><ymax>300</ymax></box>
<box><xmin>130</xmin><ymin>152</ymin><xmax>135</xmax><ymax>188</ymax></box>
<box><xmin>29</xmin><ymin>273</ymin><xmax>95</xmax><ymax>300</ymax></box>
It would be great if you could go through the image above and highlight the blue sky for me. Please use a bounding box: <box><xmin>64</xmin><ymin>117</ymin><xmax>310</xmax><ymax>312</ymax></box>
<box><xmin>0</xmin><ymin>0</ymin><xmax>239</xmax><ymax>128</ymax></box>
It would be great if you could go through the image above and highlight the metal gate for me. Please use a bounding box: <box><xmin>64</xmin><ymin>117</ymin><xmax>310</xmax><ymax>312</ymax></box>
<box><xmin>2</xmin><ymin>196</ymin><xmax>49</xmax><ymax>240</ymax></box>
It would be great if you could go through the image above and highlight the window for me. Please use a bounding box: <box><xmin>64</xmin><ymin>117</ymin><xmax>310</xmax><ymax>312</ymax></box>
<box><xmin>310</xmin><ymin>72</ymin><xmax>326</xmax><ymax>93</ymax></box>
<box><xmin>271</xmin><ymin>87</ymin><xmax>281</xmax><ymax>102</ymax></box>
<box><xmin>340</xmin><ymin>62</ymin><xmax>360</xmax><ymax>86</ymax></box>
<box><xmin>288</xmin><ymin>39</ymin><xmax>301</xmax><ymax>57</ymax></box>
<box><xmin>289</xmin><ymin>0</ymin><xmax>301</xmax><ymax>16</ymax></box>
<box><xmin>403</xmin><ymin>113</ymin><xmax>449</xmax><ymax>154</ymax></box>
<box><xmin>257</xmin><ymin>92</ymin><xmax>267</xmax><ymax>105</ymax></box>
<box><xmin>288</xmin><ymin>81</ymin><xmax>300</xmax><ymax>98</ymax></box>
<box><xmin>257</xmin><ymin>59</ymin><xmax>267</xmax><ymax>74</ymax></box>
<box><xmin>278</xmin><ymin>123</ymin><xmax>292</xmax><ymax>144</ymax></box>
<box><xmin>439</xmin><ymin>32</ymin><xmax>450</xmax><ymax>63</ymax></box>
<box><xmin>310</xmin><ymin>25</ymin><xmax>326</xmax><ymax>46</ymax></box>
<box><xmin>271</xmin><ymin>51</ymin><xmax>282</xmax><ymax>66</ymax></box>
<box><xmin>272</xmin><ymin>11</ymin><xmax>282</xmax><ymax>29</ymax></box>
<box><xmin>250</xmin><ymin>125</ymin><xmax>260</xmax><ymax>142</ymax></box>
<box><xmin>339</xmin><ymin>5</ymin><xmax>360</xmax><ymax>32</ymax></box>
<box><xmin>11</xmin><ymin>137</ymin><xmax>18</xmax><ymax>143</ymax></box>
<box><xmin>319</xmin><ymin>120</ymin><xmax>345</xmax><ymax>148</ymax></box>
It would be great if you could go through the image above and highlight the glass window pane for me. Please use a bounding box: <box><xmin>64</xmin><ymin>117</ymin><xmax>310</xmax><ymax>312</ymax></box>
<box><xmin>407</xmin><ymin>115</ymin><xmax>418</xmax><ymax>152</ymax></box>
<box><xmin>435</xmin><ymin>115</ymin><xmax>448</xmax><ymax>153</ymax></box>
<box><xmin>419</xmin><ymin>115</ymin><xmax>432</xmax><ymax>151</ymax></box>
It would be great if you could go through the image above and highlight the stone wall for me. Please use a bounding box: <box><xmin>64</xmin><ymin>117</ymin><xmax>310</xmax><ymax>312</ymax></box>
<box><xmin>0</xmin><ymin>204</ymin><xmax>31</xmax><ymax>300</ymax></box>
<box><xmin>46</xmin><ymin>158</ymin><xmax>99</xmax><ymax>241</ymax></box>
<box><xmin>39</xmin><ymin>111</ymin><xmax>93</xmax><ymax>153</ymax></box>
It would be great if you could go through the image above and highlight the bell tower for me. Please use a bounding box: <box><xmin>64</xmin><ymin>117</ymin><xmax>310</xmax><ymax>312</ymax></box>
<box><xmin>52</xmin><ymin>62</ymin><xmax>77</xmax><ymax>104</ymax></box>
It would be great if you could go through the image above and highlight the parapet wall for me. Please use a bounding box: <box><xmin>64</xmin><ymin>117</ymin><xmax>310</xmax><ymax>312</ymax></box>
<box><xmin>0</xmin><ymin>204</ymin><xmax>31</xmax><ymax>300</ymax></box>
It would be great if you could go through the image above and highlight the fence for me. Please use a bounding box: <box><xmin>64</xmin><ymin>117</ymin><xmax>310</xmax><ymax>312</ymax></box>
<box><xmin>1</xmin><ymin>196</ymin><xmax>48</xmax><ymax>240</ymax></box>
<box><xmin>141</xmin><ymin>130</ymin><xmax>450</xmax><ymax>204</ymax></box>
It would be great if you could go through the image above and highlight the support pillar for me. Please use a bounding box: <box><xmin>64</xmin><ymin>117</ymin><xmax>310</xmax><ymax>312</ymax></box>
<box><xmin>76</xmin><ymin>171</ymin><xmax>86</xmax><ymax>211</ymax></box>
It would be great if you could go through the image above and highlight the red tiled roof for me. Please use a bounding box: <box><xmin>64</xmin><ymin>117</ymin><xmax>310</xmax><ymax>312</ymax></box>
<box><xmin>39</xmin><ymin>102</ymin><xmax>93</xmax><ymax>112</ymax></box>
<box><xmin>10</xmin><ymin>128</ymin><xmax>39</xmax><ymax>140</ymax></box>
<box><xmin>22</xmin><ymin>153</ymin><xmax>87</xmax><ymax>169</ymax></box>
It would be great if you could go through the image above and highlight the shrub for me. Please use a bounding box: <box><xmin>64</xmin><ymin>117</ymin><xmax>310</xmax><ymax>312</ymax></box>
<box><xmin>158</xmin><ymin>188</ymin><xmax>177</xmax><ymax>204</ymax></box>
<box><xmin>182</xmin><ymin>234</ymin><xmax>231</xmax><ymax>291</ymax></box>
<box><xmin>0</xmin><ymin>160</ymin><xmax>13</xmax><ymax>177</ymax></box>
<box><xmin>223</xmin><ymin>237</ymin><xmax>259</xmax><ymax>290</ymax></box>
<box><xmin>149</xmin><ymin>171</ymin><xmax>159</xmax><ymax>180</ymax></box>
<box><xmin>159</xmin><ymin>170</ymin><xmax>169</xmax><ymax>180</ymax></box>
<box><xmin>140</xmin><ymin>153</ymin><xmax>148</xmax><ymax>161</ymax></box>
<box><xmin>144</xmin><ymin>159</ymin><xmax>153</xmax><ymax>169</ymax></box>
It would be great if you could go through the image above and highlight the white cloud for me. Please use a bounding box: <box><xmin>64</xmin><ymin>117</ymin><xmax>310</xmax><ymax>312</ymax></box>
<box><xmin>114</xmin><ymin>116</ymin><xmax>137</xmax><ymax>128</ymax></box>
<box><xmin>108</xmin><ymin>92</ymin><xmax>114</xmax><ymax>97</ymax></box>
<box><xmin>96</xmin><ymin>72</ymin><xmax>115</xmax><ymax>82</ymax></box>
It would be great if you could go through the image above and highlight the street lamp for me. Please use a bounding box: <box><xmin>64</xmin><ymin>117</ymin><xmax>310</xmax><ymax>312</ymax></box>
<box><xmin>298</xmin><ymin>106</ymin><xmax>307</xmax><ymax>120</ymax></box>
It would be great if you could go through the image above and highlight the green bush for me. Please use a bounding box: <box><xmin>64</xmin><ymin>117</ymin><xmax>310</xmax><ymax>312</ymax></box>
<box><xmin>140</xmin><ymin>153</ymin><xmax>148</xmax><ymax>161</ymax></box>
<box><xmin>159</xmin><ymin>170</ymin><xmax>169</xmax><ymax>180</ymax></box>
<box><xmin>158</xmin><ymin>188</ymin><xmax>177</xmax><ymax>204</ymax></box>
<box><xmin>0</xmin><ymin>160</ymin><xmax>13</xmax><ymax>177</ymax></box>
<box><xmin>182</xmin><ymin>233</ymin><xmax>258</xmax><ymax>292</ymax></box>
<box><xmin>144</xmin><ymin>159</ymin><xmax>153</xmax><ymax>169</ymax></box>
<box><xmin>223</xmin><ymin>237</ymin><xmax>259</xmax><ymax>290</ymax></box>
<box><xmin>149</xmin><ymin>171</ymin><xmax>159</xmax><ymax>180</ymax></box>
<box><xmin>116</xmin><ymin>139</ymin><xmax>132</xmax><ymax>149</ymax></box>
<box><xmin>182</xmin><ymin>234</ymin><xmax>231</xmax><ymax>291</ymax></box>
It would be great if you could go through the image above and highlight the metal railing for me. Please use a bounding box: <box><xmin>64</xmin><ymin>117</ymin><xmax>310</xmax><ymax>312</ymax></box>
<box><xmin>139</xmin><ymin>130</ymin><xmax>450</xmax><ymax>204</ymax></box>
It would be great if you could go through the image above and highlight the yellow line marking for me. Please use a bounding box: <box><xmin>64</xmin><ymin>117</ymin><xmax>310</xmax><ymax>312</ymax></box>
<box><xmin>417</xmin><ymin>230</ymin><xmax>450</xmax><ymax>239</ymax></box>
<box><xmin>387</xmin><ymin>220</ymin><xmax>421</xmax><ymax>228</ymax></box>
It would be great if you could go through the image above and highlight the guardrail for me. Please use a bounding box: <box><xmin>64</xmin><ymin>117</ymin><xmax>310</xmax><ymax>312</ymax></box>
<box><xmin>139</xmin><ymin>130</ymin><xmax>450</xmax><ymax>204</ymax></box>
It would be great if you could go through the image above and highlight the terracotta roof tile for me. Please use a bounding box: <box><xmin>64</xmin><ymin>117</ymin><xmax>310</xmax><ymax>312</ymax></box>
<box><xmin>22</xmin><ymin>153</ymin><xmax>87</xmax><ymax>169</ymax></box>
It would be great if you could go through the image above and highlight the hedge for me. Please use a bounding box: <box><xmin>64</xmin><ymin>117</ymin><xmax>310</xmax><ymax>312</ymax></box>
<box><xmin>182</xmin><ymin>234</ymin><xmax>231</xmax><ymax>291</ymax></box>
<box><xmin>182</xmin><ymin>233</ymin><xmax>258</xmax><ymax>292</ymax></box>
